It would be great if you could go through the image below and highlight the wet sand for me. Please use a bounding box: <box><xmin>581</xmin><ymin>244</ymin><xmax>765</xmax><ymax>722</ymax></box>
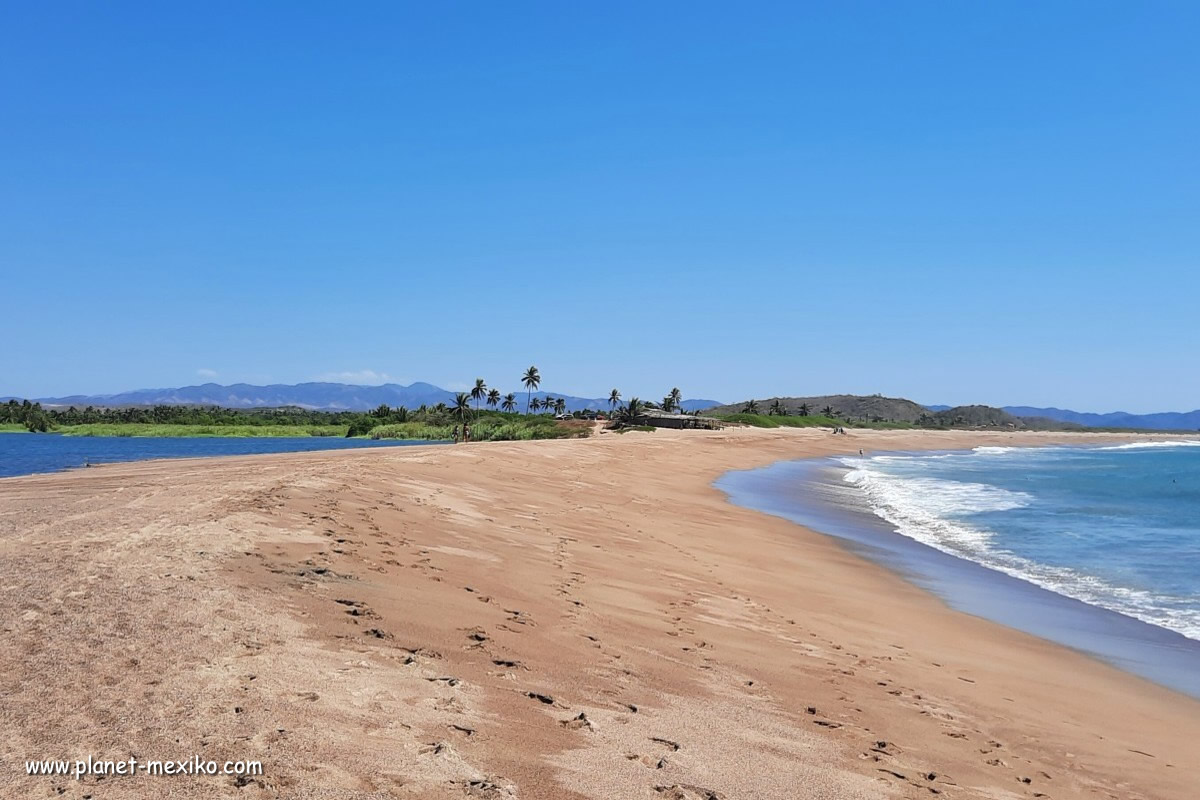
<box><xmin>2</xmin><ymin>427</ymin><xmax>1198</xmax><ymax>799</ymax></box>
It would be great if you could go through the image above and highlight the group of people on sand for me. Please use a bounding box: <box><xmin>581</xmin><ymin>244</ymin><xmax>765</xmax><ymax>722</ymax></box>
<box><xmin>452</xmin><ymin>423</ymin><xmax>471</xmax><ymax>444</ymax></box>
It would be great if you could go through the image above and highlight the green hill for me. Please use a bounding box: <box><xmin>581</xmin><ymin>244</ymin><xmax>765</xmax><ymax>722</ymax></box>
<box><xmin>709</xmin><ymin>395</ymin><xmax>1086</xmax><ymax>430</ymax></box>
<box><xmin>708</xmin><ymin>394</ymin><xmax>928</xmax><ymax>424</ymax></box>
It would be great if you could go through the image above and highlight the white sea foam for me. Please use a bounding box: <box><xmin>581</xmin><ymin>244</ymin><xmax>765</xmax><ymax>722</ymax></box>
<box><xmin>843</xmin><ymin>462</ymin><xmax>1200</xmax><ymax>641</ymax></box>
<box><xmin>1096</xmin><ymin>440</ymin><xmax>1200</xmax><ymax>451</ymax></box>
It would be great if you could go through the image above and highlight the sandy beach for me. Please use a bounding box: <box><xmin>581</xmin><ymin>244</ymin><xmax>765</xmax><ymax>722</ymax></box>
<box><xmin>2</xmin><ymin>427</ymin><xmax>1197</xmax><ymax>800</ymax></box>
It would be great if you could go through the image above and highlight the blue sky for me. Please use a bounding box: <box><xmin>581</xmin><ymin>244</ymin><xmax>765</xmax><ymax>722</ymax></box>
<box><xmin>2</xmin><ymin>2</ymin><xmax>1197</xmax><ymax>412</ymax></box>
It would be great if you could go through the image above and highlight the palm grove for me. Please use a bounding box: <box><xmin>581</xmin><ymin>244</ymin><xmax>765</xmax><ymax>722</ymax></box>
<box><xmin>2</xmin><ymin>367</ymin><xmax>697</xmax><ymax>440</ymax></box>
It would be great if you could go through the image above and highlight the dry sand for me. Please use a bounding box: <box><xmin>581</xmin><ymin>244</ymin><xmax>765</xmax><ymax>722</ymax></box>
<box><xmin>1</xmin><ymin>427</ymin><xmax>1197</xmax><ymax>799</ymax></box>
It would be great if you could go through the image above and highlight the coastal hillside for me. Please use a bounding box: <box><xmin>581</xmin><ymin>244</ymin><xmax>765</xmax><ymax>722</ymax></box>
<box><xmin>708</xmin><ymin>395</ymin><xmax>1085</xmax><ymax>430</ymax></box>
<box><xmin>925</xmin><ymin>405</ymin><xmax>1084</xmax><ymax>430</ymax></box>
<box><xmin>707</xmin><ymin>394</ymin><xmax>929</xmax><ymax>422</ymax></box>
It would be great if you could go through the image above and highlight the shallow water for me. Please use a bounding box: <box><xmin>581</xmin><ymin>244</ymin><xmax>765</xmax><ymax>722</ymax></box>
<box><xmin>715</xmin><ymin>442</ymin><xmax>1200</xmax><ymax>698</ymax></box>
<box><xmin>0</xmin><ymin>432</ymin><xmax>438</xmax><ymax>479</ymax></box>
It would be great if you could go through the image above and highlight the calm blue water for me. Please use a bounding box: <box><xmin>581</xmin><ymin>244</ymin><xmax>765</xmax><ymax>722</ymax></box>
<box><xmin>716</xmin><ymin>440</ymin><xmax>1200</xmax><ymax>697</ymax></box>
<box><xmin>837</xmin><ymin>442</ymin><xmax>1200</xmax><ymax>640</ymax></box>
<box><xmin>0</xmin><ymin>432</ymin><xmax>439</xmax><ymax>478</ymax></box>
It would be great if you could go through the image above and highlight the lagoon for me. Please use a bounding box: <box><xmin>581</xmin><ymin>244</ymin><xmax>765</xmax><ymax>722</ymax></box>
<box><xmin>0</xmin><ymin>432</ymin><xmax>438</xmax><ymax>479</ymax></box>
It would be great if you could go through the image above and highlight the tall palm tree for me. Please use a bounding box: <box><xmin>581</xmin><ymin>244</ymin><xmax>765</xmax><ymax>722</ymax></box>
<box><xmin>530</xmin><ymin>397</ymin><xmax>542</xmax><ymax>414</ymax></box>
<box><xmin>619</xmin><ymin>397</ymin><xmax>644</xmax><ymax>424</ymax></box>
<box><xmin>542</xmin><ymin>396</ymin><xmax>553</xmax><ymax>414</ymax></box>
<box><xmin>662</xmin><ymin>394</ymin><xmax>675</xmax><ymax>412</ymax></box>
<box><xmin>554</xmin><ymin>398</ymin><xmax>566</xmax><ymax>416</ymax></box>
<box><xmin>769</xmin><ymin>399</ymin><xmax>783</xmax><ymax>416</ymax></box>
<box><xmin>742</xmin><ymin>399</ymin><xmax>759</xmax><ymax>413</ymax></box>
<box><xmin>471</xmin><ymin>378</ymin><xmax>487</xmax><ymax>410</ymax></box>
<box><xmin>521</xmin><ymin>366</ymin><xmax>541</xmax><ymax>414</ymax></box>
<box><xmin>502</xmin><ymin>393</ymin><xmax>517</xmax><ymax>413</ymax></box>
<box><xmin>668</xmin><ymin>387</ymin><xmax>682</xmax><ymax>413</ymax></box>
<box><xmin>822</xmin><ymin>405</ymin><xmax>835</xmax><ymax>417</ymax></box>
<box><xmin>608</xmin><ymin>388</ymin><xmax>621</xmax><ymax>411</ymax></box>
<box><xmin>798</xmin><ymin>403</ymin><xmax>810</xmax><ymax>417</ymax></box>
<box><xmin>486</xmin><ymin>388</ymin><xmax>501</xmax><ymax>410</ymax></box>
<box><xmin>452</xmin><ymin>393</ymin><xmax>472</xmax><ymax>422</ymax></box>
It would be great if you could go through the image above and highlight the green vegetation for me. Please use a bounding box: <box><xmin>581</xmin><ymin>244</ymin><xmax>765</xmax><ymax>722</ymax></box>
<box><xmin>56</xmin><ymin>423</ymin><xmax>347</xmax><ymax>438</ymax></box>
<box><xmin>612</xmin><ymin>424</ymin><xmax>655</xmax><ymax>434</ymax></box>
<box><xmin>1</xmin><ymin>397</ymin><xmax>590</xmax><ymax>441</ymax></box>
<box><xmin>369</xmin><ymin>412</ymin><xmax>585</xmax><ymax>442</ymax></box>
<box><xmin>2</xmin><ymin>398</ymin><xmax>363</xmax><ymax>431</ymax></box>
<box><xmin>713</xmin><ymin>412</ymin><xmax>914</xmax><ymax>430</ymax></box>
<box><xmin>717</xmin><ymin>412</ymin><xmax>839</xmax><ymax>428</ymax></box>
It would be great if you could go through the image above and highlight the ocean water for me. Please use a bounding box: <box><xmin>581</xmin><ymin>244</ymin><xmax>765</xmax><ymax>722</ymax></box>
<box><xmin>715</xmin><ymin>441</ymin><xmax>1200</xmax><ymax>696</ymax></box>
<box><xmin>0</xmin><ymin>433</ymin><xmax>440</xmax><ymax>479</ymax></box>
<box><xmin>838</xmin><ymin>442</ymin><xmax>1200</xmax><ymax>641</ymax></box>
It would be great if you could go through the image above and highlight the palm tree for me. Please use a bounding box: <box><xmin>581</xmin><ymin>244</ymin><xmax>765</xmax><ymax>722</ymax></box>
<box><xmin>530</xmin><ymin>397</ymin><xmax>542</xmax><ymax>414</ymax></box>
<box><xmin>502</xmin><ymin>393</ymin><xmax>517</xmax><ymax>413</ymax></box>
<box><xmin>742</xmin><ymin>399</ymin><xmax>759</xmax><ymax>413</ymax></box>
<box><xmin>471</xmin><ymin>378</ymin><xmax>487</xmax><ymax>410</ymax></box>
<box><xmin>486</xmin><ymin>388</ymin><xmax>500</xmax><ymax>410</ymax></box>
<box><xmin>608</xmin><ymin>388</ymin><xmax>621</xmax><ymax>411</ymax></box>
<box><xmin>554</xmin><ymin>398</ymin><xmax>566</xmax><ymax>416</ymax></box>
<box><xmin>798</xmin><ymin>403</ymin><xmax>810</xmax><ymax>417</ymax></box>
<box><xmin>618</xmin><ymin>397</ymin><xmax>644</xmax><ymax>424</ymax></box>
<box><xmin>521</xmin><ymin>366</ymin><xmax>541</xmax><ymax>414</ymax></box>
<box><xmin>822</xmin><ymin>405</ymin><xmax>835</xmax><ymax>417</ymax></box>
<box><xmin>662</xmin><ymin>395</ymin><xmax>675</xmax><ymax>412</ymax></box>
<box><xmin>668</xmin><ymin>387</ymin><xmax>682</xmax><ymax>413</ymax></box>
<box><xmin>769</xmin><ymin>399</ymin><xmax>783</xmax><ymax>416</ymax></box>
<box><xmin>542</xmin><ymin>396</ymin><xmax>553</xmax><ymax>414</ymax></box>
<box><xmin>452</xmin><ymin>392</ymin><xmax>472</xmax><ymax>422</ymax></box>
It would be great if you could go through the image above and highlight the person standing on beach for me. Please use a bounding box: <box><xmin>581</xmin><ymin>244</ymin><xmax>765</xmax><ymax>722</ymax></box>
<box><xmin>463</xmin><ymin>422</ymin><xmax>471</xmax><ymax>443</ymax></box>
<box><xmin>453</xmin><ymin>425</ymin><xmax>459</xmax><ymax>444</ymax></box>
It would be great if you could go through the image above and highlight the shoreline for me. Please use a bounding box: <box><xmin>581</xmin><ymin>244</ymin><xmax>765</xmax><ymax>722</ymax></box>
<box><xmin>2</xmin><ymin>428</ymin><xmax>1198</xmax><ymax>799</ymax></box>
<box><xmin>715</xmin><ymin>446</ymin><xmax>1200</xmax><ymax>698</ymax></box>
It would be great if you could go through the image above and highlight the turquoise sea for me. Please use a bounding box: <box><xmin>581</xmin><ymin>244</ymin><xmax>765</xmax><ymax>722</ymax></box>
<box><xmin>717</xmin><ymin>441</ymin><xmax>1200</xmax><ymax>697</ymax></box>
<box><xmin>839</xmin><ymin>442</ymin><xmax>1200</xmax><ymax>640</ymax></box>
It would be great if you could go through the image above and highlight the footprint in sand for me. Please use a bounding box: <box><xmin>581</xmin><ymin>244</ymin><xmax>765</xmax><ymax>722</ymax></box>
<box><xmin>653</xmin><ymin>784</ymin><xmax>726</xmax><ymax>800</ymax></box>
<box><xmin>559</xmin><ymin>712</ymin><xmax>593</xmax><ymax>730</ymax></box>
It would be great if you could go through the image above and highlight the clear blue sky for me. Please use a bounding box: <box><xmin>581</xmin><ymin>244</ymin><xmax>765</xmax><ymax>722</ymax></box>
<box><xmin>3</xmin><ymin>2</ymin><xmax>1197</xmax><ymax>412</ymax></box>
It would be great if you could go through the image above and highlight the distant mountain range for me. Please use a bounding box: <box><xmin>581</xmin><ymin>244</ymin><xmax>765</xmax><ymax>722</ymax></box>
<box><xmin>998</xmin><ymin>406</ymin><xmax>1200</xmax><ymax>431</ymax></box>
<box><xmin>7</xmin><ymin>382</ymin><xmax>722</xmax><ymax>414</ymax></box>
<box><xmin>8</xmin><ymin>383</ymin><xmax>1198</xmax><ymax>430</ymax></box>
<box><xmin>925</xmin><ymin>404</ymin><xmax>1200</xmax><ymax>430</ymax></box>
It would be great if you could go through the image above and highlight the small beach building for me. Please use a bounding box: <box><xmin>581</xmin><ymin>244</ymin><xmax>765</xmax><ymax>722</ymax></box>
<box><xmin>632</xmin><ymin>410</ymin><xmax>724</xmax><ymax>430</ymax></box>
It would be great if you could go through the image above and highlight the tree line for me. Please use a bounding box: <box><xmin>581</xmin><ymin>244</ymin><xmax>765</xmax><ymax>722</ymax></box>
<box><xmin>4</xmin><ymin>365</ymin><xmax>703</xmax><ymax>434</ymax></box>
<box><xmin>1</xmin><ymin>399</ymin><xmax>368</xmax><ymax>432</ymax></box>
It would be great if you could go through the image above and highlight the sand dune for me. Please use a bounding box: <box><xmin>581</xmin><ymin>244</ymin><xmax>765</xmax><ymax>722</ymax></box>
<box><xmin>2</xmin><ymin>427</ymin><xmax>1197</xmax><ymax>799</ymax></box>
